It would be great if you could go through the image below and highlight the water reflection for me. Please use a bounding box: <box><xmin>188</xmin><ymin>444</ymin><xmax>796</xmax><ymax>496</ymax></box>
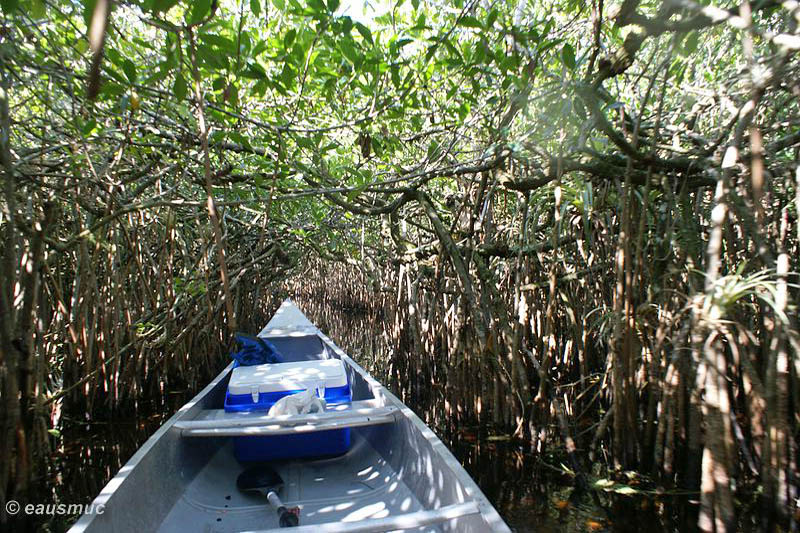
<box><xmin>42</xmin><ymin>395</ymin><xmax>191</xmax><ymax>532</ymax></box>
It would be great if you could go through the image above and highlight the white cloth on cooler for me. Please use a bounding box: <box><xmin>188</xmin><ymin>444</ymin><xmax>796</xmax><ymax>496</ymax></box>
<box><xmin>268</xmin><ymin>385</ymin><xmax>327</xmax><ymax>416</ymax></box>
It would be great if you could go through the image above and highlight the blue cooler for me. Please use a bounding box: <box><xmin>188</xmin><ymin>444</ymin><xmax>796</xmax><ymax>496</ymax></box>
<box><xmin>224</xmin><ymin>359</ymin><xmax>352</xmax><ymax>462</ymax></box>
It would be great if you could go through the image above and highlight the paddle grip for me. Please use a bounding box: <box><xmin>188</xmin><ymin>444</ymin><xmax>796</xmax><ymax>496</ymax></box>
<box><xmin>277</xmin><ymin>506</ymin><xmax>299</xmax><ymax>527</ymax></box>
<box><xmin>267</xmin><ymin>491</ymin><xmax>299</xmax><ymax>527</ymax></box>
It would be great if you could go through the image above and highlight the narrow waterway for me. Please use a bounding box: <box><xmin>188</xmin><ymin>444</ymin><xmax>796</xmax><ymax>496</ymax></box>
<box><xmin>48</xmin><ymin>300</ymin><xmax>738</xmax><ymax>532</ymax></box>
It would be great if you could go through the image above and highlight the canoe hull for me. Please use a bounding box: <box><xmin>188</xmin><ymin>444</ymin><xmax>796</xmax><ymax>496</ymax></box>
<box><xmin>68</xmin><ymin>300</ymin><xmax>511</xmax><ymax>532</ymax></box>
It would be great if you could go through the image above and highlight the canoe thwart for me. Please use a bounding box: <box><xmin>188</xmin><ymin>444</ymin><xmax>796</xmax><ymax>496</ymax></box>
<box><xmin>175</xmin><ymin>400</ymin><xmax>399</xmax><ymax>437</ymax></box>
<box><xmin>240</xmin><ymin>501</ymin><xmax>481</xmax><ymax>533</ymax></box>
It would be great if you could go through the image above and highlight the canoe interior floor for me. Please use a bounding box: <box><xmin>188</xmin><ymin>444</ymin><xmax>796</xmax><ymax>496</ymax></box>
<box><xmin>157</xmin><ymin>431</ymin><xmax>440</xmax><ymax>533</ymax></box>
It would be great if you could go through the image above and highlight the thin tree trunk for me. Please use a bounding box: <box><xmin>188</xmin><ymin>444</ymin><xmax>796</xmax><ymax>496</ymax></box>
<box><xmin>188</xmin><ymin>28</ymin><xmax>237</xmax><ymax>333</ymax></box>
<box><xmin>697</xmin><ymin>174</ymin><xmax>735</xmax><ymax>533</ymax></box>
<box><xmin>0</xmin><ymin>46</ymin><xmax>23</xmax><ymax>518</ymax></box>
<box><xmin>762</xmin><ymin>210</ymin><xmax>790</xmax><ymax>526</ymax></box>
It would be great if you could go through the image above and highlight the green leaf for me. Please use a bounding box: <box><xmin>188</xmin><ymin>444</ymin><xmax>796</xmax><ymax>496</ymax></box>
<box><xmin>250</xmin><ymin>0</ymin><xmax>261</xmax><ymax>16</ymax></box>
<box><xmin>443</xmin><ymin>38</ymin><xmax>462</xmax><ymax>63</ymax></box>
<box><xmin>411</xmin><ymin>12</ymin><xmax>426</xmax><ymax>31</ymax></box>
<box><xmin>200</xmin><ymin>33</ymin><xmax>237</xmax><ymax>53</ymax></box>
<box><xmin>424</xmin><ymin>44</ymin><xmax>437</xmax><ymax>62</ymax></box>
<box><xmin>173</xmin><ymin>74</ymin><xmax>188</xmax><ymax>100</ymax></box>
<box><xmin>371</xmin><ymin>136</ymin><xmax>382</xmax><ymax>157</ymax></box>
<box><xmin>457</xmin><ymin>101</ymin><xmax>470</xmax><ymax>121</ymax></box>
<box><xmin>306</xmin><ymin>0</ymin><xmax>326</xmax><ymax>14</ymax></box>
<box><xmin>289</xmin><ymin>43</ymin><xmax>305</xmax><ymax>66</ymax></box>
<box><xmin>81</xmin><ymin>118</ymin><xmax>98</xmax><ymax>136</ymax></box>
<box><xmin>228</xmin><ymin>131</ymin><xmax>252</xmax><ymax>149</ymax></box>
<box><xmin>152</xmin><ymin>0</ymin><xmax>179</xmax><ymax>14</ymax></box>
<box><xmin>346</xmin><ymin>182</ymin><xmax>369</xmax><ymax>201</ymax></box>
<box><xmin>320</xmin><ymin>142</ymin><xmax>338</xmax><ymax>153</ymax></box>
<box><xmin>355</xmin><ymin>22</ymin><xmax>373</xmax><ymax>45</ymax></box>
<box><xmin>340</xmin><ymin>16</ymin><xmax>353</xmax><ymax>35</ymax></box>
<box><xmin>327</xmin><ymin>0</ymin><xmax>339</xmax><ymax>12</ymax></box>
<box><xmin>253</xmin><ymin>79</ymin><xmax>268</xmax><ymax>96</ymax></box>
<box><xmin>284</xmin><ymin>28</ymin><xmax>297</xmax><ymax>48</ymax></box>
<box><xmin>682</xmin><ymin>31</ymin><xmax>699</xmax><ymax>56</ymax></box>
<box><xmin>29</xmin><ymin>0</ymin><xmax>45</xmax><ymax>17</ymax></box>
<box><xmin>279</xmin><ymin>63</ymin><xmax>296</xmax><ymax>89</ymax></box>
<box><xmin>427</xmin><ymin>140</ymin><xmax>440</xmax><ymax>160</ymax></box>
<box><xmin>0</xmin><ymin>0</ymin><xmax>17</xmax><ymax>13</ymax></box>
<box><xmin>189</xmin><ymin>0</ymin><xmax>212</xmax><ymax>24</ymax></box>
<box><xmin>296</xmin><ymin>136</ymin><xmax>315</xmax><ymax>149</ymax></box>
<box><xmin>243</xmin><ymin>62</ymin><xmax>267</xmax><ymax>79</ymax></box>
<box><xmin>228</xmin><ymin>83</ymin><xmax>239</xmax><ymax>109</ymax></box>
<box><xmin>252</xmin><ymin>39</ymin><xmax>268</xmax><ymax>57</ymax></box>
<box><xmin>561</xmin><ymin>43</ymin><xmax>576</xmax><ymax>70</ymax></box>
<box><xmin>82</xmin><ymin>0</ymin><xmax>96</xmax><ymax>26</ymax></box>
<box><xmin>122</xmin><ymin>58</ymin><xmax>137</xmax><ymax>84</ymax></box>
<box><xmin>104</xmin><ymin>66</ymin><xmax>128</xmax><ymax>85</ymax></box>
<box><xmin>99</xmin><ymin>82</ymin><xmax>125</xmax><ymax>98</ymax></box>
<box><xmin>458</xmin><ymin>15</ymin><xmax>482</xmax><ymax>29</ymax></box>
<box><xmin>340</xmin><ymin>39</ymin><xmax>360</xmax><ymax>65</ymax></box>
<box><xmin>486</xmin><ymin>8</ymin><xmax>498</xmax><ymax>28</ymax></box>
<box><xmin>105</xmin><ymin>47</ymin><xmax>123</xmax><ymax>68</ymax></box>
<box><xmin>196</xmin><ymin>43</ymin><xmax>227</xmax><ymax>68</ymax></box>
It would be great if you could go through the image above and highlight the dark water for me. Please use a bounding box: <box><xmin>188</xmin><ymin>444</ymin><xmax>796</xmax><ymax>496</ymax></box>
<box><xmin>44</xmin><ymin>304</ymin><xmax>704</xmax><ymax>532</ymax></box>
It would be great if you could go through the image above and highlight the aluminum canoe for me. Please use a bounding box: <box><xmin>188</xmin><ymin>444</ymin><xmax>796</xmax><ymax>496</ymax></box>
<box><xmin>69</xmin><ymin>299</ymin><xmax>511</xmax><ymax>532</ymax></box>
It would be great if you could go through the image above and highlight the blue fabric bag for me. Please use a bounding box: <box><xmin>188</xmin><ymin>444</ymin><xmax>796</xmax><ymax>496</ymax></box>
<box><xmin>230</xmin><ymin>333</ymin><xmax>284</xmax><ymax>366</ymax></box>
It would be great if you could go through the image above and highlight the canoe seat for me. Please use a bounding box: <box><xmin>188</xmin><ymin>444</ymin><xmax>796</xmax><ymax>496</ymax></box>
<box><xmin>174</xmin><ymin>399</ymin><xmax>399</xmax><ymax>437</ymax></box>
<box><xmin>239</xmin><ymin>501</ymin><xmax>481</xmax><ymax>532</ymax></box>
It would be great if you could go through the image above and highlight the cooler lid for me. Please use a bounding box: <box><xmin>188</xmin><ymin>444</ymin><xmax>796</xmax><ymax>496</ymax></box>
<box><xmin>228</xmin><ymin>359</ymin><xmax>348</xmax><ymax>397</ymax></box>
